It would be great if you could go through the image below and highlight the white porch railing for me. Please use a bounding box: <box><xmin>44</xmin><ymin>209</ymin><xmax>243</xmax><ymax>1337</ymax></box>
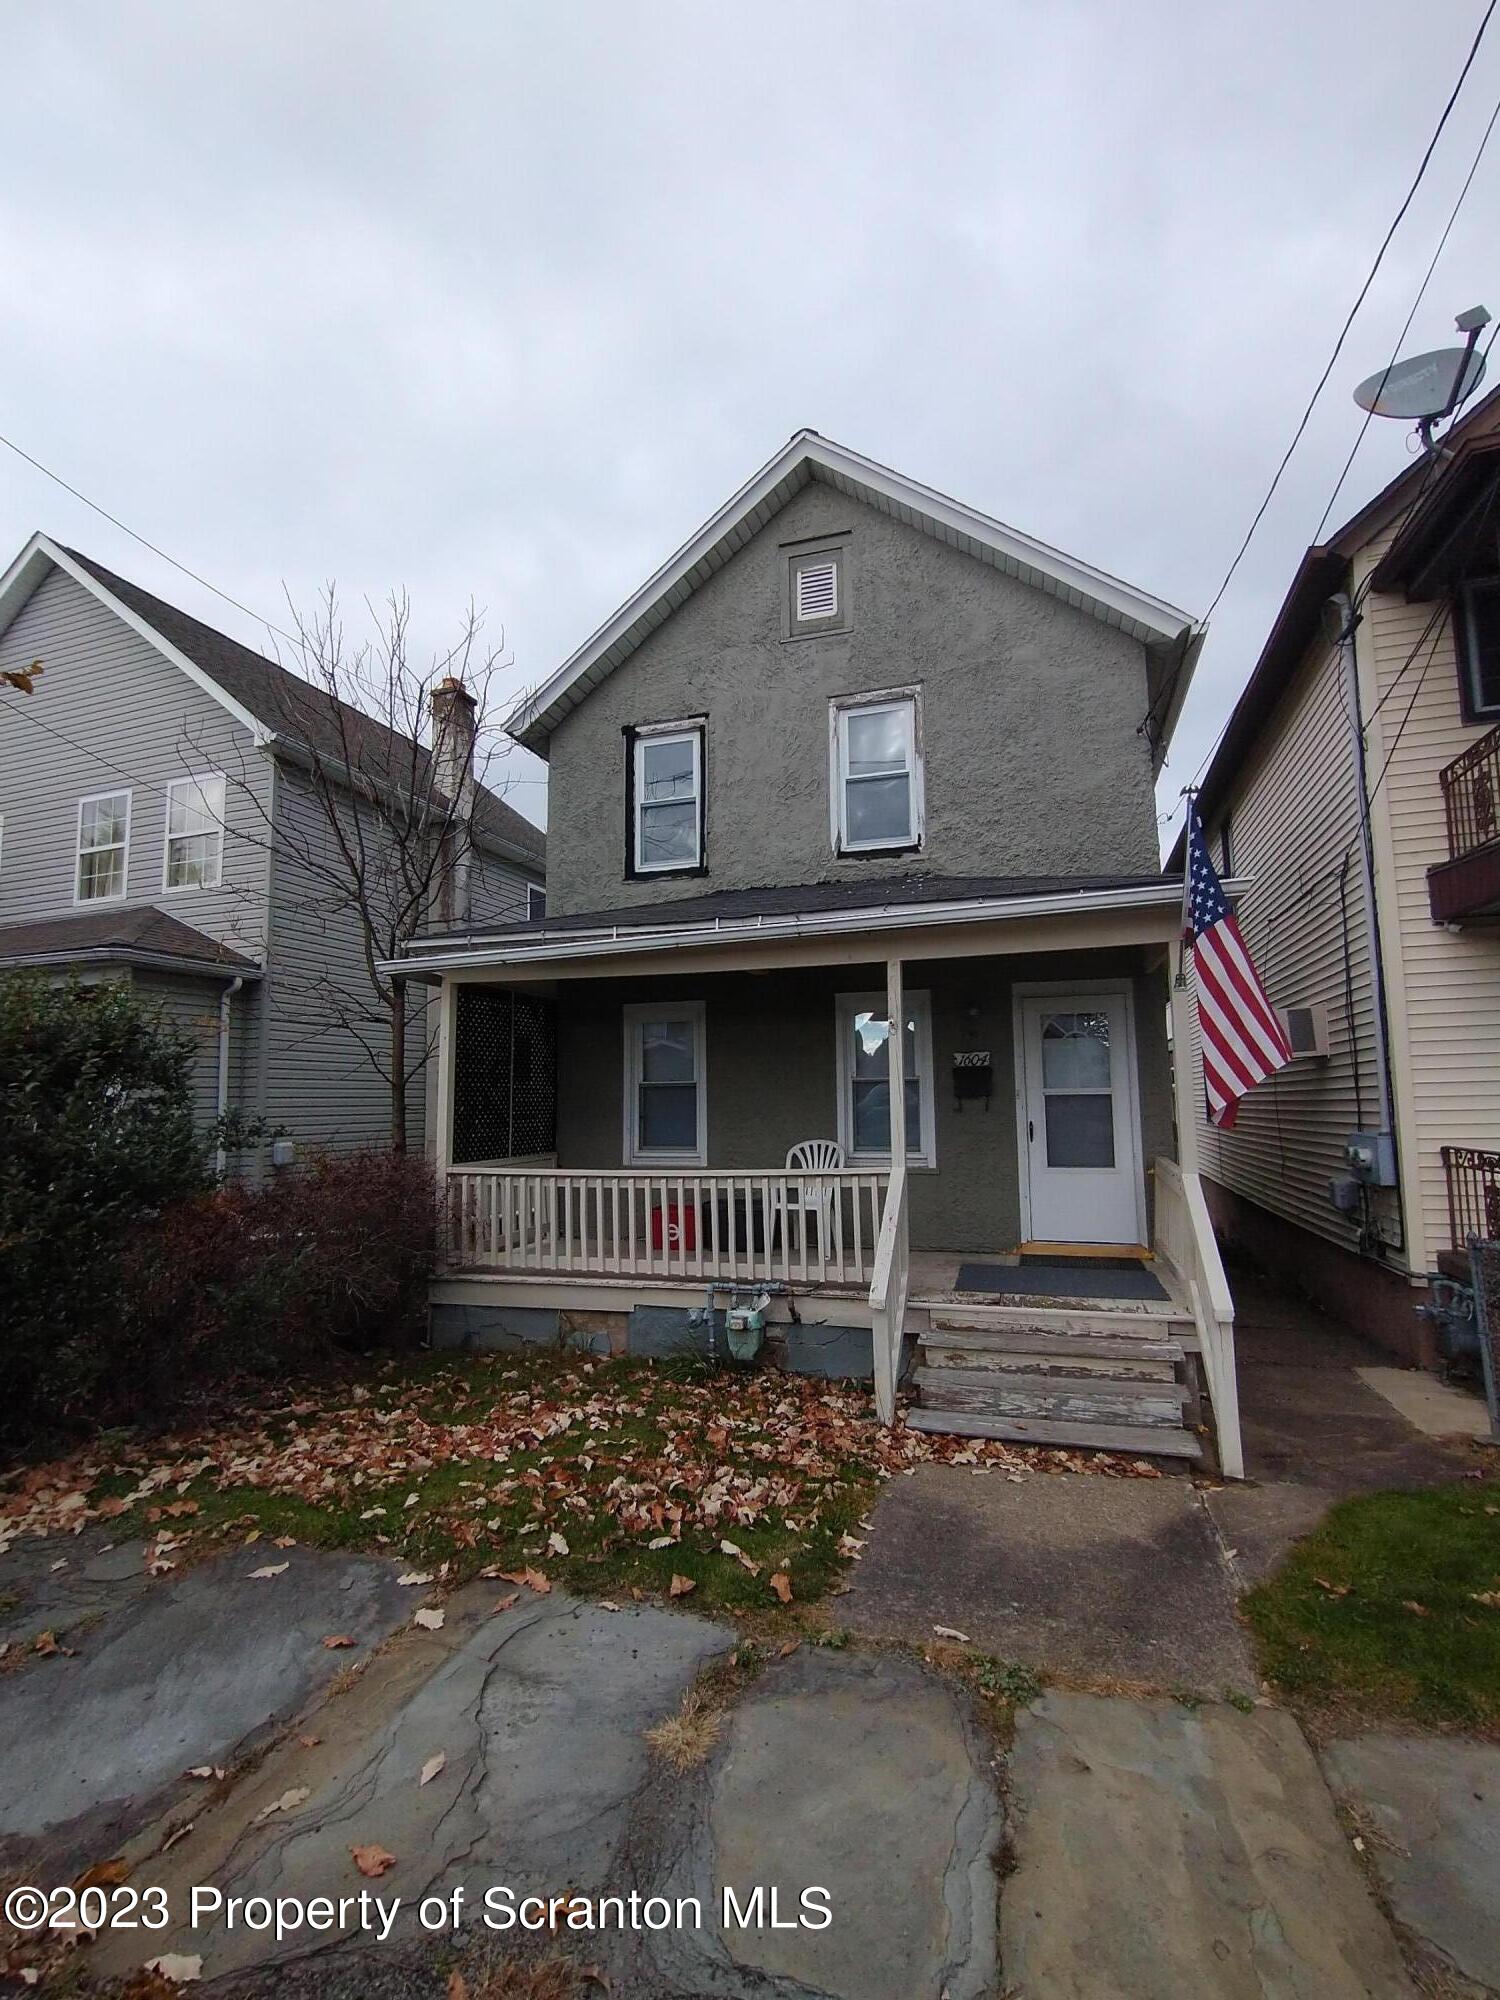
<box><xmin>1153</xmin><ymin>1154</ymin><xmax>1243</xmax><ymax>1479</ymax></box>
<box><xmin>446</xmin><ymin>1168</ymin><xmax>889</xmax><ymax>1287</ymax></box>
<box><xmin>868</xmin><ymin>1159</ymin><xmax>909</xmax><ymax>1425</ymax></box>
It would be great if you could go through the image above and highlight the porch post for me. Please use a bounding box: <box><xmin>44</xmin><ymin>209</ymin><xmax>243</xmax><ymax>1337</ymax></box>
<box><xmin>433</xmin><ymin>975</ymin><xmax>458</xmax><ymax>1237</ymax></box>
<box><xmin>886</xmin><ymin>957</ymin><xmax>906</xmax><ymax>1163</ymax></box>
<box><xmin>1169</xmin><ymin>957</ymin><xmax>1200</xmax><ymax>1177</ymax></box>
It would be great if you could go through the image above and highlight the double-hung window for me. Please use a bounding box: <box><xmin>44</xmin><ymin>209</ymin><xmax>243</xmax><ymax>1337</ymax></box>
<box><xmin>163</xmin><ymin>774</ymin><xmax>226</xmax><ymax>891</ymax></box>
<box><xmin>631</xmin><ymin>722</ymin><xmax>704</xmax><ymax>873</ymax></box>
<box><xmin>623</xmin><ymin>1003</ymin><xmax>706</xmax><ymax>1165</ymax></box>
<box><xmin>831</xmin><ymin>693</ymin><xmax>923</xmax><ymax>853</ymax></box>
<box><xmin>835</xmin><ymin>990</ymin><xmax>936</xmax><ymax>1167</ymax></box>
<box><xmin>1456</xmin><ymin>577</ymin><xmax>1500</xmax><ymax>720</ymax></box>
<box><xmin>75</xmin><ymin>790</ymin><xmax>131</xmax><ymax>902</ymax></box>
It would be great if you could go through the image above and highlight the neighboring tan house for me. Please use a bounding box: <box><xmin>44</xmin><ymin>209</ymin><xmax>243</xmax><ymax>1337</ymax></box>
<box><xmin>0</xmin><ymin>535</ymin><xmax>545</xmax><ymax>1169</ymax></box>
<box><xmin>1167</xmin><ymin>387</ymin><xmax>1500</xmax><ymax>1367</ymax></box>
<box><xmin>391</xmin><ymin>432</ymin><xmax>1251</xmax><ymax>1473</ymax></box>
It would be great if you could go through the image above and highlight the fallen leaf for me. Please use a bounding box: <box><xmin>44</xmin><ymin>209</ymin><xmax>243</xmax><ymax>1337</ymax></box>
<box><xmin>413</xmin><ymin>1607</ymin><xmax>445</xmax><ymax>1631</ymax></box>
<box><xmin>351</xmin><ymin>1843</ymin><xmax>397</xmax><ymax>1878</ymax></box>
<box><xmin>162</xmin><ymin>1819</ymin><xmax>196</xmax><ymax>1853</ymax></box>
<box><xmin>769</xmin><ymin>1571</ymin><xmax>793</xmax><ymax>1604</ymax></box>
<box><xmin>1401</xmin><ymin>1601</ymin><xmax>1431</xmax><ymax>1617</ymax></box>
<box><xmin>548</xmin><ymin>1531</ymin><xmax>570</xmax><ymax>1556</ymax></box>
<box><xmin>297</xmin><ymin>1734</ymin><xmax>322</xmax><ymax>1749</ymax></box>
<box><xmin>75</xmin><ymin>1857</ymin><xmax>130</xmax><ymax>1889</ymax></box>
<box><xmin>447</xmin><ymin>1973</ymin><xmax>470</xmax><ymax>2000</ymax></box>
<box><xmin>599</xmin><ymin>1599</ymin><xmax>622</xmax><ymax>1612</ymax></box>
<box><xmin>144</xmin><ymin>1953</ymin><xmax>203</xmax><ymax>1983</ymax></box>
<box><xmin>397</xmin><ymin>1570</ymin><xmax>435</xmax><ymax>1587</ymax></box>
<box><xmin>248</xmin><ymin>1562</ymin><xmax>289</xmax><ymax>1580</ymax></box>
<box><xmin>777</xmin><ymin>1638</ymin><xmax>801</xmax><ymax>1658</ymax></box>
<box><xmin>933</xmin><ymin>1625</ymin><xmax>971</xmax><ymax>1643</ymax></box>
<box><xmin>497</xmin><ymin>1566</ymin><xmax>550</xmax><ymax>1595</ymax></box>
<box><xmin>669</xmin><ymin>1574</ymin><xmax>696</xmax><ymax>1597</ymax></box>
<box><xmin>1313</xmin><ymin>1577</ymin><xmax>1351</xmax><ymax>1598</ymax></box>
<box><xmin>323</xmin><ymin>1634</ymin><xmax>356</xmax><ymax>1650</ymax></box>
<box><xmin>185</xmin><ymin>1766</ymin><xmax>226</xmax><ymax>1782</ymax></box>
<box><xmin>1470</xmin><ymin>1590</ymin><xmax>1500</xmax><ymax>1609</ymax></box>
<box><xmin>254</xmin><ymin>1787</ymin><xmax>310</xmax><ymax>1824</ymax></box>
<box><xmin>647</xmin><ymin>1535</ymin><xmax>676</xmax><ymax>1550</ymax></box>
<box><xmin>419</xmin><ymin>1751</ymin><xmax>447</xmax><ymax>1786</ymax></box>
<box><xmin>95</xmin><ymin>1496</ymin><xmax>131</xmax><ymax>1519</ymax></box>
<box><xmin>492</xmin><ymin>1593</ymin><xmax>520</xmax><ymax>1614</ymax></box>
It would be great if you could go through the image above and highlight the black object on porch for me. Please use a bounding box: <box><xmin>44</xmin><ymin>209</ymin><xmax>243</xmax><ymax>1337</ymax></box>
<box><xmin>955</xmin><ymin>1261</ymin><xmax>1170</xmax><ymax>1302</ymax></box>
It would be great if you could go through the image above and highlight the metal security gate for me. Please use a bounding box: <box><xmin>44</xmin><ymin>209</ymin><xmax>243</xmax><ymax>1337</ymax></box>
<box><xmin>452</xmin><ymin>987</ymin><xmax>557</xmax><ymax>1164</ymax></box>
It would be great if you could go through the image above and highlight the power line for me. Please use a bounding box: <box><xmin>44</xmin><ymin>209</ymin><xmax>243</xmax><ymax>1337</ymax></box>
<box><xmin>1200</xmin><ymin>0</ymin><xmax>1497</xmax><ymax>630</ymax></box>
<box><xmin>1315</xmin><ymin>91</ymin><xmax>1500</xmax><ymax>540</ymax></box>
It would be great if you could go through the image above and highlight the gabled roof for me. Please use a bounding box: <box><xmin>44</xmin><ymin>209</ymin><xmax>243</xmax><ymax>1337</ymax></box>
<box><xmin>0</xmin><ymin>905</ymin><xmax>261</xmax><ymax>979</ymax></box>
<box><xmin>504</xmin><ymin>430</ymin><xmax>1204</xmax><ymax>762</ymax></box>
<box><xmin>0</xmin><ymin>535</ymin><xmax>545</xmax><ymax>870</ymax></box>
<box><xmin>1168</xmin><ymin>384</ymin><xmax>1500</xmax><ymax>865</ymax></box>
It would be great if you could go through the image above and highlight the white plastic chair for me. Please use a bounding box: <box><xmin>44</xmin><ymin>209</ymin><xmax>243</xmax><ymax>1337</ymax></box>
<box><xmin>774</xmin><ymin>1139</ymin><xmax>846</xmax><ymax>1254</ymax></box>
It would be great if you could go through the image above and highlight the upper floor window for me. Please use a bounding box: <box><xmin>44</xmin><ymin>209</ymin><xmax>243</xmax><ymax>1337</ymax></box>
<box><xmin>1455</xmin><ymin>577</ymin><xmax>1500</xmax><ymax>720</ymax></box>
<box><xmin>163</xmin><ymin>773</ymin><xmax>225</xmax><ymax>891</ymax></box>
<box><xmin>787</xmin><ymin>545</ymin><xmax>849</xmax><ymax>639</ymax></box>
<box><xmin>830</xmin><ymin>692</ymin><xmax>924</xmax><ymax>854</ymax></box>
<box><xmin>630</xmin><ymin>720</ymin><xmax>704</xmax><ymax>875</ymax></box>
<box><xmin>526</xmin><ymin>882</ymin><xmax>548</xmax><ymax>920</ymax></box>
<box><xmin>76</xmin><ymin>789</ymin><xmax>131</xmax><ymax>902</ymax></box>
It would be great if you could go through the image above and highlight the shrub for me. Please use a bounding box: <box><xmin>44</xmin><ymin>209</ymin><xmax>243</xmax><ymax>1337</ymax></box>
<box><xmin>112</xmin><ymin>1149</ymin><xmax>437</xmax><ymax>1420</ymax></box>
<box><xmin>0</xmin><ymin>974</ymin><xmax>209</xmax><ymax>1438</ymax></box>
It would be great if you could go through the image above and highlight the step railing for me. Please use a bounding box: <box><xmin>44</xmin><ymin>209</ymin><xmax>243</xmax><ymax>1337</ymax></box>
<box><xmin>868</xmin><ymin>1159</ymin><xmax>909</xmax><ymax>1425</ymax></box>
<box><xmin>1152</xmin><ymin>1155</ymin><xmax>1243</xmax><ymax>1478</ymax></box>
<box><xmin>445</xmin><ymin>1167</ymin><xmax>888</xmax><ymax>1287</ymax></box>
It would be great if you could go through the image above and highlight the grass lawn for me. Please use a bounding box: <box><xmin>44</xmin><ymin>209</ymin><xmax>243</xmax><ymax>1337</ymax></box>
<box><xmin>0</xmin><ymin>1346</ymin><xmax>1156</xmax><ymax>1627</ymax></box>
<box><xmin>1243</xmin><ymin>1475</ymin><xmax>1500</xmax><ymax>1732</ymax></box>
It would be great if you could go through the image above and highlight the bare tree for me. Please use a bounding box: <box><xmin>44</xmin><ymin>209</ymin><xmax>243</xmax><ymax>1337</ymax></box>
<box><xmin>206</xmin><ymin>588</ymin><xmax>521</xmax><ymax>1151</ymax></box>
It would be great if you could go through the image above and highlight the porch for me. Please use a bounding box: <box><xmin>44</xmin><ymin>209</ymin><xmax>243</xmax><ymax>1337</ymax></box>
<box><xmin>396</xmin><ymin>875</ymin><xmax>1242</xmax><ymax>1472</ymax></box>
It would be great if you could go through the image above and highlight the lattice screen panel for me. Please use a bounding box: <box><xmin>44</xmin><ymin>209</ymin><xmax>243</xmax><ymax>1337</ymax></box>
<box><xmin>452</xmin><ymin>987</ymin><xmax>557</xmax><ymax>1164</ymax></box>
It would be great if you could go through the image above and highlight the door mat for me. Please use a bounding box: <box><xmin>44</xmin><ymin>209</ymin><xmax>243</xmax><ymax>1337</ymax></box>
<box><xmin>955</xmin><ymin>1261</ymin><xmax>1169</xmax><ymax>1302</ymax></box>
<box><xmin>1019</xmin><ymin>1250</ymin><xmax>1146</xmax><ymax>1272</ymax></box>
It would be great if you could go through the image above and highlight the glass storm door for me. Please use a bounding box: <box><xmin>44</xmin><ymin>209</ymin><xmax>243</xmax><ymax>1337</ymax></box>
<box><xmin>1019</xmin><ymin>994</ymin><xmax>1141</xmax><ymax>1245</ymax></box>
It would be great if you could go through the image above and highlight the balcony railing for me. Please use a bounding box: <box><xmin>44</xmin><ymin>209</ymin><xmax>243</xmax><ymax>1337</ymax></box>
<box><xmin>446</xmin><ymin>1167</ymin><xmax>889</xmax><ymax>1287</ymax></box>
<box><xmin>1440</xmin><ymin>724</ymin><xmax>1500</xmax><ymax>861</ymax></box>
<box><xmin>1442</xmin><ymin>1145</ymin><xmax>1500</xmax><ymax>1252</ymax></box>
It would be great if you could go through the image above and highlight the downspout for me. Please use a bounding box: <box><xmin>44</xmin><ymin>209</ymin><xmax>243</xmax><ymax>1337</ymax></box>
<box><xmin>215</xmin><ymin>974</ymin><xmax>245</xmax><ymax>1179</ymax></box>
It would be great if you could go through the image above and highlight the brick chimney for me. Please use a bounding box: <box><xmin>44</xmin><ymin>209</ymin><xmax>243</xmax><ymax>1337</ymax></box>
<box><xmin>431</xmin><ymin>675</ymin><xmax>477</xmax><ymax>925</ymax></box>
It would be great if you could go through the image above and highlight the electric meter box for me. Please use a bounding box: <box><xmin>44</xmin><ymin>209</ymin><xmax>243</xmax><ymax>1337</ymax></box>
<box><xmin>1346</xmin><ymin>1130</ymin><xmax>1397</xmax><ymax>1187</ymax></box>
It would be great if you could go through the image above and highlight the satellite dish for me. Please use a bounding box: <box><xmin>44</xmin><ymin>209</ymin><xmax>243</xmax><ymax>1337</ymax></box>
<box><xmin>1354</xmin><ymin>346</ymin><xmax>1486</xmax><ymax>420</ymax></box>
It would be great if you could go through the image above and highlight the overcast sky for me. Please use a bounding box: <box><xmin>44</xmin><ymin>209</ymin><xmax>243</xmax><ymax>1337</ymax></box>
<box><xmin>4</xmin><ymin>2</ymin><xmax>1497</xmax><ymax>847</ymax></box>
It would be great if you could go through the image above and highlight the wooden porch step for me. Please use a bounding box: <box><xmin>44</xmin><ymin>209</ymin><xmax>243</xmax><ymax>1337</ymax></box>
<box><xmin>923</xmin><ymin>1303</ymin><xmax>1191</xmax><ymax>1340</ymax></box>
<box><xmin>920</xmin><ymin>1327</ymin><xmax>1185</xmax><ymax>1374</ymax></box>
<box><xmin>915</xmin><ymin>1365</ymin><xmax>1189</xmax><ymax>1427</ymax></box>
<box><xmin>904</xmin><ymin>1407</ymin><xmax>1204</xmax><ymax>1460</ymax></box>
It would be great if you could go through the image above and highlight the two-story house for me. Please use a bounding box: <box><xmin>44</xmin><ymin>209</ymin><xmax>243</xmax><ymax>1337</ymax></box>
<box><xmin>392</xmin><ymin>433</ymin><xmax>1245</xmax><ymax>1471</ymax></box>
<box><xmin>1167</xmin><ymin>386</ymin><xmax>1500</xmax><ymax>1370</ymax></box>
<box><xmin>0</xmin><ymin>535</ymin><xmax>545</xmax><ymax>1168</ymax></box>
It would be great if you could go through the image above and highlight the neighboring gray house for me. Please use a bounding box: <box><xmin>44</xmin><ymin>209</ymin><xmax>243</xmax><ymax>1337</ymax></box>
<box><xmin>0</xmin><ymin>534</ymin><xmax>545</xmax><ymax>1169</ymax></box>
<box><xmin>392</xmin><ymin>433</ymin><xmax>1249</xmax><ymax>1473</ymax></box>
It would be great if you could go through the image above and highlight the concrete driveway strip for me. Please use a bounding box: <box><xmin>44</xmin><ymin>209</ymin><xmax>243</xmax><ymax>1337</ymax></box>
<box><xmin>1322</xmin><ymin>1735</ymin><xmax>1500</xmax><ymax>1993</ymax></box>
<box><xmin>0</xmin><ymin>1545</ymin><xmax>413</xmax><ymax>1881</ymax></box>
<box><xmin>1003</xmin><ymin>1692</ymin><xmax>1415</xmax><ymax>2000</ymax></box>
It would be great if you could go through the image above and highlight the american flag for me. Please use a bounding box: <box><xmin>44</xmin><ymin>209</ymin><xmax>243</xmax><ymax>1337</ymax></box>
<box><xmin>1183</xmin><ymin>798</ymin><xmax>1291</xmax><ymax>1130</ymax></box>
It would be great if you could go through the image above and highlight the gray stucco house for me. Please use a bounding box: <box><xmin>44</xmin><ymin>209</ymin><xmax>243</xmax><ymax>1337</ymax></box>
<box><xmin>0</xmin><ymin>535</ymin><xmax>545</xmax><ymax>1170</ymax></box>
<box><xmin>392</xmin><ymin>433</ymin><xmax>1245</xmax><ymax>1472</ymax></box>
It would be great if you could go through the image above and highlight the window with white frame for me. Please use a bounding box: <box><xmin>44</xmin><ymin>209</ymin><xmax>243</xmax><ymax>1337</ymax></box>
<box><xmin>163</xmin><ymin>773</ymin><xmax>226</xmax><ymax>891</ymax></box>
<box><xmin>526</xmin><ymin>882</ymin><xmax>548</xmax><ymax>920</ymax></box>
<box><xmin>631</xmin><ymin>722</ymin><xmax>703</xmax><ymax>873</ymax></box>
<box><xmin>623</xmin><ymin>1003</ymin><xmax>706</xmax><ymax>1164</ymax></box>
<box><xmin>835</xmin><ymin>990</ymin><xmax>935</xmax><ymax>1166</ymax></box>
<box><xmin>75</xmin><ymin>790</ymin><xmax>131</xmax><ymax>902</ymax></box>
<box><xmin>831</xmin><ymin>694</ymin><xmax>922</xmax><ymax>853</ymax></box>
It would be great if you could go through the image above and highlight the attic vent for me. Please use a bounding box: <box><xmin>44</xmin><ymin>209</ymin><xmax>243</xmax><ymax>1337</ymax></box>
<box><xmin>795</xmin><ymin>559</ymin><xmax>839</xmax><ymax>622</ymax></box>
<box><xmin>1277</xmin><ymin>1003</ymin><xmax>1330</xmax><ymax>1059</ymax></box>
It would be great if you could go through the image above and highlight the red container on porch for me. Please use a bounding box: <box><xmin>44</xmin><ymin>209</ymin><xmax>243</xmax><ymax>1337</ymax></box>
<box><xmin>651</xmin><ymin>1200</ymin><xmax>697</xmax><ymax>1254</ymax></box>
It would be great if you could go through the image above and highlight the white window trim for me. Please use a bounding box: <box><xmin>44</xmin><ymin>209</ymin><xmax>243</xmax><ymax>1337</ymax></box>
<box><xmin>835</xmin><ymin>988</ymin><xmax>936</xmax><ymax>1168</ymax></box>
<box><xmin>829</xmin><ymin>690</ymin><xmax>924</xmax><ymax>855</ymax></box>
<box><xmin>526</xmin><ymin>882</ymin><xmax>548</xmax><ymax>919</ymax></box>
<box><xmin>161</xmin><ymin>772</ymin><xmax>226</xmax><ymax>894</ymax></box>
<box><xmin>74</xmin><ymin>788</ymin><xmax>132</xmax><ymax>905</ymax></box>
<box><xmin>622</xmin><ymin>1000</ymin><xmax>708</xmax><ymax>1166</ymax></box>
<box><xmin>633</xmin><ymin>720</ymin><xmax>703</xmax><ymax>874</ymax></box>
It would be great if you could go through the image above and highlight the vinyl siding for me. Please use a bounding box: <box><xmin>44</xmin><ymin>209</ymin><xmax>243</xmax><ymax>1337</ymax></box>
<box><xmin>1354</xmin><ymin>534</ymin><xmax>1500</xmax><ymax>1274</ymax></box>
<box><xmin>0</xmin><ymin>568</ymin><xmax>273</xmax><ymax>953</ymax></box>
<box><xmin>131</xmin><ymin>968</ymin><xmax>256</xmax><ymax>1131</ymax></box>
<box><xmin>1191</xmin><ymin>631</ymin><xmax>1400</xmax><ymax>1263</ymax></box>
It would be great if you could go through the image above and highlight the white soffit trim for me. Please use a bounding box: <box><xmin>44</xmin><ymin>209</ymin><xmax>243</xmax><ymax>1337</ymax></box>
<box><xmin>0</xmin><ymin>532</ymin><xmax>275</xmax><ymax>746</ymax></box>
<box><xmin>504</xmin><ymin>432</ymin><xmax>1202</xmax><ymax>754</ymax></box>
<box><xmin>380</xmin><ymin>876</ymin><xmax>1246</xmax><ymax>976</ymax></box>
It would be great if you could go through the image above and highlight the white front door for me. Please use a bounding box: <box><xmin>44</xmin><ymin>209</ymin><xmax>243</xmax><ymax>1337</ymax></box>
<box><xmin>1019</xmin><ymin>992</ymin><xmax>1143</xmax><ymax>1246</ymax></box>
